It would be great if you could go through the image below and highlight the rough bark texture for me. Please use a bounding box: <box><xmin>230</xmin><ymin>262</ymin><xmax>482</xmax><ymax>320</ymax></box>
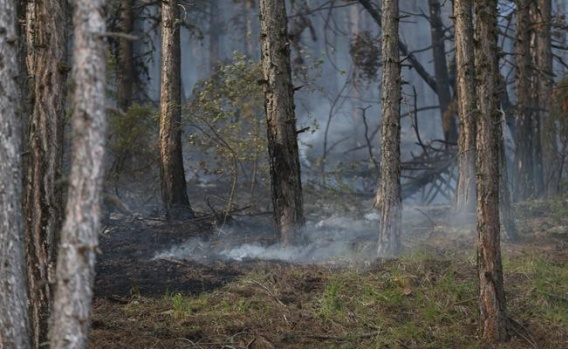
<box><xmin>48</xmin><ymin>0</ymin><xmax>106</xmax><ymax>346</ymax></box>
<box><xmin>116</xmin><ymin>0</ymin><xmax>134</xmax><ymax>111</ymax></box>
<box><xmin>474</xmin><ymin>0</ymin><xmax>510</xmax><ymax>343</ymax></box>
<box><xmin>453</xmin><ymin>0</ymin><xmax>477</xmax><ymax>216</ymax></box>
<box><xmin>159</xmin><ymin>0</ymin><xmax>194</xmax><ymax>220</ymax></box>
<box><xmin>259</xmin><ymin>0</ymin><xmax>305</xmax><ymax>246</ymax></box>
<box><xmin>429</xmin><ymin>0</ymin><xmax>456</xmax><ymax>144</ymax></box>
<box><xmin>514</xmin><ymin>0</ymin><xmax>537</xmax><ymax>201</ymax></box>
<box><xmin>23</xmin><ymin>0</ymin><xmax>68</xmax><ymax>346</ymax></box>
<box><xmin>0</xmin><ymin>1</ymin><xmax>32</xmax><ymax>346</ymax></box>
<box><xmin>376</xmin><ymin>0</ymin><xmax>402</xmax><ymax>257</ymax></box>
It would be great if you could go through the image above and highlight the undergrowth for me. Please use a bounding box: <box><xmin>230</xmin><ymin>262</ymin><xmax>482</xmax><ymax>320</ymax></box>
<box><xmin>93</xmin><ymin>246</ymin><xmax>567</xmax><ymax>348</ymax></box>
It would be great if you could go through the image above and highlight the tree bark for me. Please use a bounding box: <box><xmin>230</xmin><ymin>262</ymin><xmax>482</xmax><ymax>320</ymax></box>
<box><xmin>376</xmin><ymin>0</ymin><xmax>402</xmax><ymax>257</ymax></box>
<box><xmin>0</xmin><ymin>0</ymin><xmax>32</xmax><ymax>346</ymax></box>
<box><xmin>453</xmin><ymin>0</ymin><xmax>477</xmax><ymax>216</ymax></box>
<box><xmin>23</xmin><ymin>0</ymin><xmax>68</xmax><ymax>345</ymax></box>
<box><xmin>48</xmin><ymin>0</ymin><xmax>106</xmax><ymax>346</ymax></box>
<box><xmin>429</xmin><ymin>0</ymin><xmax>456</xmax><ymax>144</ymax></box>
<box><xmin>159</xmin><ymin>0</ymin><xmax>194</xmax><ymax>220</ymax></box>
<box><xmin>514</xmin><ymin>0</ymin><xmax>537</xmax><ymax>201</ymax></box>
<box><xmin>259</xmin><ymin>0</ymin><xmax>305</xmax><ymax>246</ymax></box>
<box><xmin>474</xmin><ymin>0</ymin><xmax>510</xmax><ymax>343</ymax></box>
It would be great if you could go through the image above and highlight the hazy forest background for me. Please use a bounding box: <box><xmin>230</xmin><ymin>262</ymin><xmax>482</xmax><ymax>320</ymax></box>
<box><xmin>106</xmin><ymin>0</ymin><xmax>568</xmax><ymax>210</ymax></box>
<box><xmin>1</xmin><ymin>0</ymin><xmax>568</xmax><ymax>348</ymax></box>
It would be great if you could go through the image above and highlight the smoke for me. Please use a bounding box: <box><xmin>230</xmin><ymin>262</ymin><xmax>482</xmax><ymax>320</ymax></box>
<box><xmin>153</xmin><ymin>214</ymin><xmax>380</xmax><ymax>264</ymax></box>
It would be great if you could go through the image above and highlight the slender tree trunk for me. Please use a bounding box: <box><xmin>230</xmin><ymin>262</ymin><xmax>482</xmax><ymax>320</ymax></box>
<box><xmin>0</xmin><ymin>1</ymin><xmax>32</xmax><ymax>346</ymax></box>
<box><xmin>534</xmin><ymin>0</ymin><xmax>557</xmax><ymax>197</ymax></box>
<box><xmin>376</xmin><ymin>0</ymin><xmax>402</xmax><ymax>257</ymax></box>
<box><xmin>499</xmin><ymin>134</ymin><xmax>518</xmax><ymax>242</ymax></box>
<box><xmin>259</xmin><ymin>0</ymin><xmax>305</xmax><ymax>246</ymax></box>
<box><xmin>209</xmin><ymin>1</ymin><xmax>220</xmax><ymax>72</ymax></box>
<box><xmin>23</xmin><ymin>0</ymin><xmax>68</xmax><ymax>346</ymax></box>
<box><xmin>474</xmin><ymin>0</ymin><xmax>510</xmax><ymax>343</ymax></box>
<box><xmin>429</xmin><ymin>0</ymin><xmax>456</xmax><ymax>144</ymax></box>
<box><xmin>514</xmin><ymin>0</ymin><xmax>537</xmax><ymax>201</ymax></box>
<box><xmin>48</xmin><ymin>0</ymin><xmax>106</xmax><ymax>346</ymax></box>
<box><xmin>529</xmin><ymin>5</ymin><xmax>545</xmax><ymax>197</ymax></box>
<box><xmin>159</xmin><ymin>0</ymin><xmax>194</xmax><ymax>220</ymax></box>
<box><xmin>245</xmin><ymin>0</ymin><xmax>256</xmax><ymax>58</ymax></box>
<box><xmin>116</xmin><ymin>0</ymin><xmax>134</xmax><ymax>111</ymax></box>
<box><xmin>453</xmin><ymin>0</ymin><xmax>477</xmax><ymax>216</ymax></box>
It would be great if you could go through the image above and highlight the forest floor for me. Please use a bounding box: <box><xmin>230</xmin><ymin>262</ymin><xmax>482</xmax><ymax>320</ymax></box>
<box><xmin>90</xmin><ymin>188</ymin><xmax>568</xmax><ymax>349</ymax></box>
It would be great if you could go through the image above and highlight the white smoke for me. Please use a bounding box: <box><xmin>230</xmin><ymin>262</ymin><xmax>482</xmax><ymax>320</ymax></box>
<box><xmin>153</xmin><ymin>213</ymin><xmax>379</xmax><ymax>264</ymax></box>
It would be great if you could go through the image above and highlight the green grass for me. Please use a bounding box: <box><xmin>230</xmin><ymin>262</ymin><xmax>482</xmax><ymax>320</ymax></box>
<box><xmin>94</xmin><ymin>237</ymin><xmax>568</xmax><ymax>348</ymax></box>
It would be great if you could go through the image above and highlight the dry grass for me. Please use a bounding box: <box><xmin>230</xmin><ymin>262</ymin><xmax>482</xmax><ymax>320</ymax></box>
<box><xmin>90</xmin><ymin>197</ymin><xmax>568</xmax><ymax>348</ymax></box>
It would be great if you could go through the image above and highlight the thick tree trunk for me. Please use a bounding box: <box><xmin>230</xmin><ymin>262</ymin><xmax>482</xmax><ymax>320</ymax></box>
<box><xmin>514</xmin><ymin>0</ymin><xmax>537</xmax><ymax>201</ymax></box>
<box><xmin>159</xmin><ymin>0</ymin><xmax>194</xmax><ymax>220</ymax></box>
<box><xmin>474</xmin><ymin>0</ymin><xmax>510</xmax><ymax>343</ymax></box>
<box><xmin>259</xmin><ymin>0</ymin><xmax>305</xmax><ymax>246</ymax></box>
<box><xmin>23</xmin><ymin>0</ymin><xmax>68</xmax><ymax>346</ymax></box>
<box><xmin>376</xmin><ymin>0</ymin><xmax>402</xmax><ymax>257</ymax></box>
<box><xmin>48</xmin><ymin>0</ymin><xmax>106</xmax><ymax>346</ymax></box>
<box><xmin>116</xmin><ymin>0</ymin><xmax>134</xmax><ymax>111</ymax></box>
<box><xmin>453</xmin><ymin>0</ymin><xmax>477</xmax><ymax>216</ymax></box>
<box><xmin>429</xmin><ymin>0</ymin><xmax>456</xmax><ymax>144</ymax></box>
<box><xmin>0</xmin><ymin>1</ymin><xmax>32</xmax><ymax>346</ymax></box>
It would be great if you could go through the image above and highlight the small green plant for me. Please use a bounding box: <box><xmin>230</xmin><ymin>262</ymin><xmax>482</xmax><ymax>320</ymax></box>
<box><xmin>169</xmin><ymin>292</ymin><xmax>193</xmax><ymax>319</ymax></box>
<box><xmin>316</xmin><ymin>277</ymin><xmax>346</xmax><ymax>318</ymax></box>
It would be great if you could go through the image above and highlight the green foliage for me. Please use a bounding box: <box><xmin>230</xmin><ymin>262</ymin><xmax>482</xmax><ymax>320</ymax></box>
<box><xmin>186</xmin><ymin>52</ymin><xmax>266</xmax><ymax>184</ymax></box>
<box><xmin>107</xmin><ymin>103</ymin><xmax>158</xmax><ymax>179</ymax></box>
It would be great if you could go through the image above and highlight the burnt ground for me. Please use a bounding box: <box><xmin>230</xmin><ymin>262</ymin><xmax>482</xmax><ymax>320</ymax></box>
<box><xmin>95</xmin><ymin>216</ymin><xmax>237</xmax><ymax>298</ymax></box>
<box><xmin>90</xmin><ymin>196</ymin><xmax>568</xmax><ymax>349</ymax></box>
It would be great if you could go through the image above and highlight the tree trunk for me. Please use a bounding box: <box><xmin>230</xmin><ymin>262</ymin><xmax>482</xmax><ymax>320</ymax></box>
<box><xmin>209</xmin><ymin>0</ymin><xmax>220</xmax><ymax>72</ymax></box>
<box><xmin>529</xmin><ymin>5</ymin><xmax>545</xmax><ymax>197</ymax></box>
<box><xmin>534</xmin><ymin>0</ymin><xmax>557</xmax><ymax>197</ymax></box>
<box><xmin>116</xmin><ymin>0</ymin><xmax>134</xmax><ymax>111</ymax></box>
<box><xmin>429</xmin><ymin>0</ymin><xmax>456</xmax><ymax>144</ymax></box>
<box><xmin>0</xmin><ymin>1</ymin><xmax>32</xmax><ymax>346</ymax></box>
<box><xmin>259</xmin><ymin>0</ymin><xmax>305</xmax><ymax>246</ymax></box>
<box><xmin>245</xmin><ymin>0</ymin><xmax>256</xmax><ymax>58</ymax></box>
<box><xmin>499</xmin><ymin>134</ymin><xmax>518</xmax><ymax>242</ymax></box>
<box><xmin>159</xmin><ymin>0</ymin><xmax>194</xmax><ymax>220</ymax></box>
<box><xmin>514</xmin><ymin>0</ymin><xmax>537</xmax><ymax>201</ymax></box>
<box><xmin>376</xmin><ymin>0</ymin><xmax>402</xmax><ymax>257</ymax></box>
<box><xmin>23</xmin><ymin>0</ymin><xmax>68</xmax><ymax>346</ymax></box>
<box><xmin>474</xmin><ymin>0</ymin><xmax>510</xmax><ymax>343</ymax></box>
<box><xmin>48</xmin><ymin>0</ymin><xmax>106</xmax><ymax>346</ymax></box>
<box><xmin>453</xmin><ymin>0</ymin><xmax>477</xmax><ymax>216</ymax></box>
